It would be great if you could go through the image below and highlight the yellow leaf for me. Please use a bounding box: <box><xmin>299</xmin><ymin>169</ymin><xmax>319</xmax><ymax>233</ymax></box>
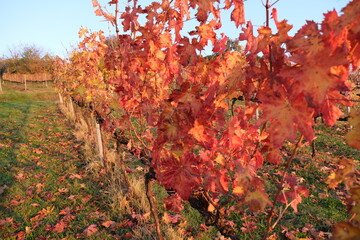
<box><xmin>326</xmin><ymin>159</ymin><xmax>355</xmax><ymax>188</ymax></box>
<box><xmin>188</xmin><ymin>120</ymin><xmax>207</xmax><ymax>142</ymax></box>
<box><xmin>25</xmin><ymin>226</ymin><xmax>32</xmax><ymax>234</ymax></box>
<box><xmin>233</xmin><ymin>186</ymin><xmax>244</xmax><ymax>195</ymax></box>
<box><xmin>346</xmin><ymin>110</ymin><xmax>360</xmax><ymax>150</ymax></box>
<box><xmin>207</xmin><ymin>203</ymin><xmax>216</xmax><ymax>212</ymax></box>
<box><xmin>214</xmin><ymin>154</ymin><xmax>225</xmax><ymax>165</ymax></box>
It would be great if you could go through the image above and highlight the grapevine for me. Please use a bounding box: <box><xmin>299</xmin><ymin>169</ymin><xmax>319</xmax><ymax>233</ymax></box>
<box><xmin>54</xmin><ymin>0</ymin><xmax>360</xmax><ymax>238</ymax></box>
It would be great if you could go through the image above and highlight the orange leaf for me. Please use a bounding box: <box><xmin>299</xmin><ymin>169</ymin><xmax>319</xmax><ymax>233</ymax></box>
<box><xmin>79</xmin><ymin>28</ymin><xmax>88</xmax><ymax>38</ymax></box>
<box><xmin>244</xmin><ymin>190</ymin><xmax>272</xmax><ymax>212</ymax></box>
<box><xmin>326</xmin><ymin>159</ymin><xmax>355</xmax><ymax>188</ymax></box>
<box><xmin>102</xmin><ymin>220</ymin><xmax>115</xmax><ymax>228</ymax></box>
<box><xmin>188</xmin><ymin>120</ymin><xmax>207</xmax><ymax>143</ymax></box>
<box><xmin>231</xmin><ymin>0</ymin><xmax>245</xmax><ymax>28</ymax></box>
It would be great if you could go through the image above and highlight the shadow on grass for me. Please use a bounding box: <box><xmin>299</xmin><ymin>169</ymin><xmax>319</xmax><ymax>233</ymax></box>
<box><xmin>0</xmin><ymin>100</ymin><xmax>33</xmax><ymax>218</ymax></box>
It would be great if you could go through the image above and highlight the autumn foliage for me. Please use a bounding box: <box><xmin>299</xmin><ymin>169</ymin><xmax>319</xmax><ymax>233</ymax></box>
<box><xmin>53</xmin><ymin>0</ymin><xmax>360</xmax><ymax>238</ymax></box>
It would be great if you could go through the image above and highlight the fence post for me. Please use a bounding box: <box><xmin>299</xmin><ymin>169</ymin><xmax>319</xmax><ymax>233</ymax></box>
<box><xmin>95</xmin><ymin>117</ymin><xmax>105</xmax><ymax>167</ymax></box>
<box><xmin>68</xmin><ymin>98</ymin><xmax>75</xmax><ymax>119</ymax></box>
<box><xmin>346</xmin><ymin>106</ymin><xmax>351</xmax><ymax>116</ymax></box>
<box><xmin>58</xmin><ymin>93</ymin><xmax>64</xmax><ymax>105</ymax></box>
<box><xmin>346</xmin><ymin>106</ymin><xmax>353</xmax><ymax>130</ymax></box>
<box><xmin>255</xmin><ymin>108</ymin><xmax>259</xmax><ymax>121</ymax></box>
<box><xmin>0</xmin><ymin>75</ymin><xmax>3</xmax><ymax>93</ymax></box>
<box><xmin>24</xmin><ymin>74</ymin><xmax>27</xmax><ymax>91</ymax></box>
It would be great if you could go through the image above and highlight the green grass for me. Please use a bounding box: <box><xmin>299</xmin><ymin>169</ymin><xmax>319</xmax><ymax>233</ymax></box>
<box><xmin>314</xmin><ymin>123</ymin><xmax>360</xmax><ymax>161</ymax></box>
<box><xmin>0</xmin><ymin>84</ymin><xmax>131</xmax><ymax>239</ymax></box>
<box><xmin>1</xmin><ymin>82</ymin><xmax>359</xmax><ymax>239</ymax></box>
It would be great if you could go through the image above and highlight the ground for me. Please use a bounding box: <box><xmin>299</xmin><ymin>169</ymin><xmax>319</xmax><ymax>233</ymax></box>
<box><xmin>0</xmin><ymin>81</ymin><xmax>359</xmax><ymax>240</ymax></box>
<box><xmin>0</xmin><ymin>83</ymin><xmax>129</xmax><ymax>239</ymax></box>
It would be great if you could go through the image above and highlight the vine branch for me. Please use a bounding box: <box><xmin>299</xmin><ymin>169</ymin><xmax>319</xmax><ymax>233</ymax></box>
<box><xmin>262</xmin><ymin>134</ymin><xmax>304</xmax><ymax>240</ymax></box>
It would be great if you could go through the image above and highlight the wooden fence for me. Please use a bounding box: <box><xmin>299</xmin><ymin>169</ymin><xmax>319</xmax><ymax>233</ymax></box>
<box><xmin>2</xmin><ymin>73</ymin><xmax>52</xmax><ymax>83</ymax></box>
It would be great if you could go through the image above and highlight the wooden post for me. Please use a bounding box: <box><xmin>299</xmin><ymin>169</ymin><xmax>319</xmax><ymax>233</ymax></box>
<box><xmin>58</xmin><ymin>93</ymin><xmax>64</xmax><ymax>105</ymax></box>
<box><xmin>346</xmin><ymin>106</ymin><xmax>351</xmax><ymax>116</ymax></box>
<box><xmin>346</xmin><ymin>107</ymin><xmax>352</xmax><ymax>130</ymax></box>
<box><xmin>95</xmin><ymin>118</ymin><xmax>105</xmax><ymax>165</ymax></box>
<box><xmin>255</xmin><ymin>108</ymin><xmax>259</xmax><ymax>120</ymax></box>
<box><xmin>0</xmin><ymin>76</ymin><xmax>3</xmax><ymax>93</ymax></box>
<box><xmin>68</xmin><ymin>98</ymin><xmax>75</xmax><ymax>119</ymax></box>
<box><xmin>24</xmin><ymin>74</ymin><xmax>27</xmax><ymax>91</ymax></box>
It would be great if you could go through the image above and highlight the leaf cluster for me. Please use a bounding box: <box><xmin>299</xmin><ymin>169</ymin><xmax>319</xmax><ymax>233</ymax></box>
<box><xmin>53</xmin><ymin>0</ymin><xmax>360</xmax><ymax>238</ymax></box>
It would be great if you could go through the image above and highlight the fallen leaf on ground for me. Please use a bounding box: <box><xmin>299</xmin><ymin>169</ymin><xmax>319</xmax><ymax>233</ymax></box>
<box><xmin>0</xmin><ymin>185</ymin><xmax>8</xmax><ymax>195</ymax></box>
<box><xmin>53</xmin><ymin>220</ymin><xmax>67</xmax><ymax>233</ymax></box>
<box><xmin>102</xmin><ymin>220</ymin><xmax>115</xmax><ymax>228</ymax></box>
<box><xmin>83</xmin><ymin>224</ymin><xmax>98</xmax><ymax>237</ymax></box>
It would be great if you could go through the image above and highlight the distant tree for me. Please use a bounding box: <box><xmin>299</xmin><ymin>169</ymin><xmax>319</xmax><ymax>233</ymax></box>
<box><xmin>42</xmin><ymin>54</ymin><xmax>55</xmax><ymax>73</ymax></box>
<box><xmin>225</xmin><ymin>39</ymin><xmax>243</xmax><ymax>52</ymax></box>
<box><xmin>205</xmin><ymin>38</ymin><xmax>243</xmax><ymax>60</ymax></box>
<box><xmin>0</xmin><ymin>62</ymin><xmax>5</xmax><ymax>77</ymax></box>
<box><xmin>0</xmin><ymin>44</ymin><xmax>54</xmax><ymax>74</ymax></box>
<box><xmin>105</xmin><ymin>35</ymin><xmax>118</xmax><ymax>49</ymax></box>
<box><xmin>0</xmin><ymin>61</ymin><xmax>5</xmax><ymax>92</ymax></box>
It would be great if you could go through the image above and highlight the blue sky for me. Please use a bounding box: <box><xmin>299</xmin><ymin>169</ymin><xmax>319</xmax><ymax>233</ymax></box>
<box><xmin>0</xmin><ymin>0</ymin><xmax>351</xmax><ymax>58</ymax></box>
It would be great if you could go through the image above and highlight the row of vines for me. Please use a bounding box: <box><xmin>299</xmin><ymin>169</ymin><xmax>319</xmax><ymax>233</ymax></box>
<box><xmin>53</xmin><ymin>0</ymin><xmax>360</xmax><ymax>239</ymax></box>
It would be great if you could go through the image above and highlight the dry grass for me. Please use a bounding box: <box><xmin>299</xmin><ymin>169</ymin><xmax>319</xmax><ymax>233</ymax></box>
<box><xmin>58</xmin><ymin>99</ymin><xmax>186</xmax><ymax>239</ymax></box>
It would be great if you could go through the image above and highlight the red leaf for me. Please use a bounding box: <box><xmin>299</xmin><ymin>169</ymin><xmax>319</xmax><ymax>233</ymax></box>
<box><xmin>53</xmin><ymin>220</ymin><xmax>67</xmax><ymax>233</ymax></box>
<box><xmin>59</xmin><ymin>207</ymin><xmax>72</xmax><ymax>215</ymax></box>
<box><xmin>276</xmin><ymin>175</ymin><xmax>309</xmax><ymax>213</ymax></box>
<box><xmin>164</xmin><ymin>193</ymin><xmax>184</xmax><ymax>213</ymax></box>
<box><xmin>259</xmin><ymin>92</ymin><xmax>315</xmax><ymax>148</ymax></box>
<box><xmin>0</xmin><ymin>217</ymin><xmax>13</xmax><ymax>227</ymax></box>
<box><xmin>162</xmin><ymin>212</ymin><xmax>182</xmax><ymax>224</ymax></box>
<box><xmin>10</xmin><ymin>199</ymin><xmax>25</xmax><ymax>206</ymax></box>
<box><xmin>212</xmin><ymin>34</ymin><xmax>228</xmax><ymax>53</ymax></box>
<box><xmin>156</xmin><ymin>152</ymin><xmax>201</xmax><ymax>200</ymax></box>
<box><xmin>83</xmin><ymin>224</ymin><xmax>98</xmax><ymax>237</ymax></box>
<box><xmin>108</xmin><ymin>0</ymin><xmax>118</xmax><ymax>5</ymax></box>
<box><xmin>265</xmin><ymin>147</ymin><xmax>281</xmax><ymax>165</ymax></box>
